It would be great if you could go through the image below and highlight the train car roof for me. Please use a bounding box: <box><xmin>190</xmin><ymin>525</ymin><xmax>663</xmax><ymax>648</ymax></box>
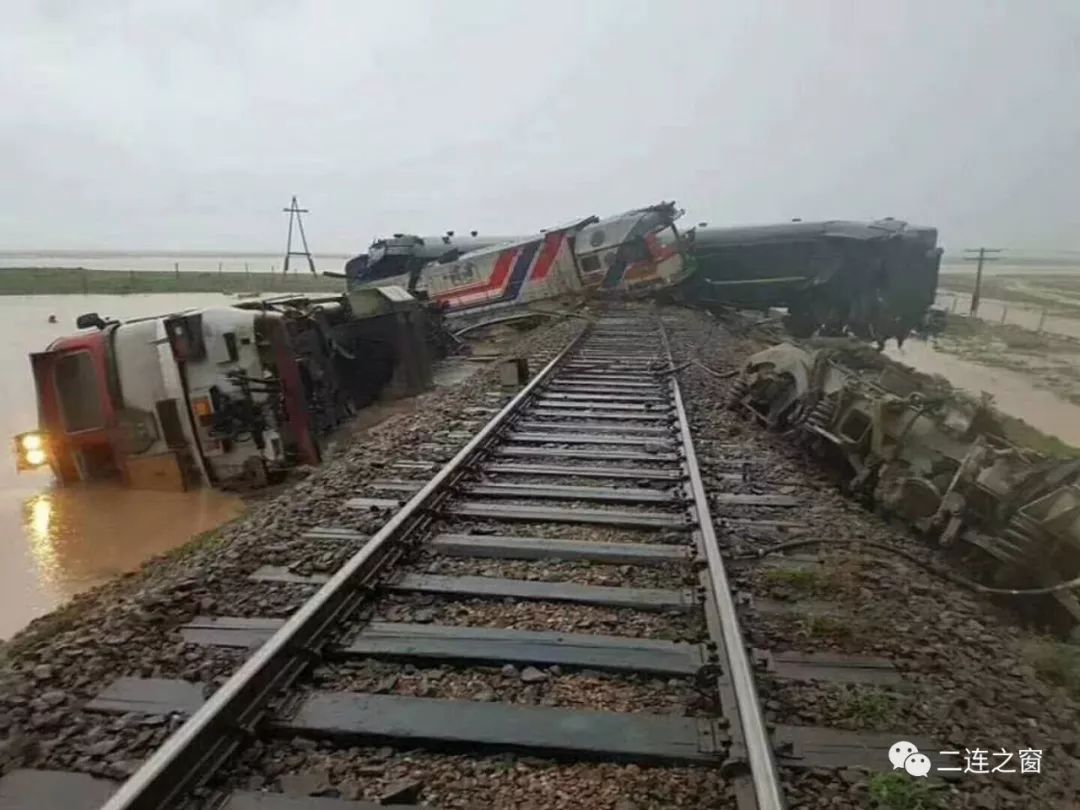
<box><xmin>369</xmin><ymin>233</ymin><xmax>519</xmax><ymax>254</ymax></box>
<box><xmin>440</xmin><ymin>216</ymin><xmax>598</xmax><ymax>264</ymax></box>
<box><xmin>692</xmin><ymin>219</ymin><xmax>937</xmax><ymax>247</ymax></box>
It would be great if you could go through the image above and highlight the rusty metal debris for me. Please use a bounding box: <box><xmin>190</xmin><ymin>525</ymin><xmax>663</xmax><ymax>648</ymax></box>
<box><xmin>728</xmin><ymin>339</ymin><xmax>1080</xmax><ymax>626</ymax></box>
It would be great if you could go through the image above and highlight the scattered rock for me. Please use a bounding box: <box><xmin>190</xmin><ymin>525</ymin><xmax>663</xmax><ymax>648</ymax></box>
<box><xmin>520</xmin><ymin>667</ymin><xmax>548</xmax><ymax>684</ymax></box>
<box><xmin>280</xmin><ymin>768</ymin><xmax>331</xmax><ymax>796</ymax></box>
<box><xmin>339</xmin><ymin>779</ymin><xmax>364</xmax><ymax>801</ymax></box>
<box><xmin>290</xmin><ymin>736</ymin><xmax>319</xmax><ymax>751</ymax></box>
<box><xmin>108</xmin><ymin>758</ymin><xmax>143</xmax><ymax>778</ymax></box>
<box><xmin>379</xmin><ymin>777</ymin><xmax>423</xmax><ymax>805</ymax></box>
<box><xmin>837</xmin><ymin>768</ymin><xmax>864</xmax><ymax>784</ymax></box>
<box><xmin>31</xmin><ymin>665</ymin><xmax>53</xmax><ymax>681</ymax></box>
<box><xmin>86</xmin><ymin>738</ymin><xmax>120</xmax><ymax>757</ymax></box>
<box><xmin>372</xmin><ymin>675</ymin><xmax>399</xmax><ymax>694</ymax></box>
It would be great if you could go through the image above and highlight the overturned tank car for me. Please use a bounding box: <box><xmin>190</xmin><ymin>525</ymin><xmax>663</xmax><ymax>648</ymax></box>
<box><xmin>683</xmin><ymin>219</ymin><xmax>942</xmax><ymax>345</ymax></box>
<box><xmin>727</xmin><ymin>341</ymin><xmax>1080</xmax><ymax>626</ymax></box>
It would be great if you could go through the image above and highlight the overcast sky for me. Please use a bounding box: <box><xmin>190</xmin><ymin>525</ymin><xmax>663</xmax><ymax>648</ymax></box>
<box><xmin>1</xmin><ymin>1</ymin><xmax>1077</xmax><ymax>253</ymax></box>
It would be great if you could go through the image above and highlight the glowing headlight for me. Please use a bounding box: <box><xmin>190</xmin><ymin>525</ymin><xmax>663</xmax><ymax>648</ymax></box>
<box><xmin>24</xmin><ymin>448</ymin><xmax>47</xmax><ymax>466</ymax></box>
<box><xmin>21</xmin><ymin>433</ymin><xmax>43</xmax><ymax>451</ymax></box>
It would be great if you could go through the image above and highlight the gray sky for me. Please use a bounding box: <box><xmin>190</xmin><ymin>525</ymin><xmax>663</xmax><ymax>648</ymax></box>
<box><xmin>1</xmin><ymin>1</ymin><xmax>1077</xmax><ymax>253</ymax></box>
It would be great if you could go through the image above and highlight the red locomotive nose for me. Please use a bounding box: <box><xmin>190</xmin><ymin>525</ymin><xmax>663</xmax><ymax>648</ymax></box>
<box><xmin>29</xmin><ymin>329</ymin><xmax>119</xmax><ymax>484</ymax></box>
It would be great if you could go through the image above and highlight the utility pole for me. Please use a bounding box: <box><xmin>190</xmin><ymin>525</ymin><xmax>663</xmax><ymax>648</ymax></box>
<box><xmin>963</xmin><ymin>247</ymin><xmax>1003</xmax><ymax>317</ymax></box>
<box><xmin>281</xmin><ymin>195</ymin><xmax>316</xmax><ymax>274</ymax></box>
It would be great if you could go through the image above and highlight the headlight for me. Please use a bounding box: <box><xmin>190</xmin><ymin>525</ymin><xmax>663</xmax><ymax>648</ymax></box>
<box><xmin>14</xmin><ymin>432</ymin><xmax>50</xmax><ymax>471</ymax></box>
<box><xmin>21</xmin><ymin>433</ymin><xmax>43</xmax><ymax>451</ymax></box>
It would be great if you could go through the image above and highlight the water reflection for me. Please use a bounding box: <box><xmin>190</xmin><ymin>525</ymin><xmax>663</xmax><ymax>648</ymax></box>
<box><xmin>5</xmin><ymin>485</ymin><xmax>244</xmax><ymax>638</ymax></box>
<box><xmin>26</xmin><ymin>494</ymin><xmax>56</xmax><ymax>579</ymax></box>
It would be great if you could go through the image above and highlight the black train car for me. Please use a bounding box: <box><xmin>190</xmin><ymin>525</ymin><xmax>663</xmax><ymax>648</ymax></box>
<box><xmin>683</xmin><ymin>218</ymin><xmax>942</xmax><ymax>344</ymax></box>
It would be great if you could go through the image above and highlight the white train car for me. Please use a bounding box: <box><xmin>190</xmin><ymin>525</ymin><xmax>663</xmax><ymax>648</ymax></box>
<box><xmin>347</xmin><ymin>202</ymin><xmax>692</xmax><ymax>317</ymax></box>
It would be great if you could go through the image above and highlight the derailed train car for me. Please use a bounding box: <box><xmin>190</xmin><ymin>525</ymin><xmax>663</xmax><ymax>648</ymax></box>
<box><xmin>727</xmin><ymin>340</ymin><xmax>1080</xmax><ymax>627</ymax></box>
<box><xmin>346</xmin><ymin>202</ymin><xmax>691</xmax><ymax>317</ymax></box>
<box><xmin>681</xmin><ymin>219</ymin><xmax>942</xmax><ymax>344</ymax></box>
<box><xmin>14</xmin><ymin>290</ymin><xmax>434</xmax><ymax>491</ymax></box>
<box><xmin>348</xmin><ymin>209</ymin><xmax>942</xmax><ymax>342</ymax></box>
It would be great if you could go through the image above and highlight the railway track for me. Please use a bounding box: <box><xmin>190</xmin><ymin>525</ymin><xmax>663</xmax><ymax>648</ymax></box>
<box><xmin>9</xmin><ymin>311</ymin><xmax>930</xmax><ymax>809</ymax></box>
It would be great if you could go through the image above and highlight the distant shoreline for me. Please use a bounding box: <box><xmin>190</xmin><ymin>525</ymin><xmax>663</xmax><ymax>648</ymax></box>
<box><xmin>0</xmin><ymin>267</ymin><xmax>343</xmax><ymax>295</ymax></box>
<box><xmin>0</xmin><ymin>251</ymin><xmax>352</xmax><ymax>259</ymax></box>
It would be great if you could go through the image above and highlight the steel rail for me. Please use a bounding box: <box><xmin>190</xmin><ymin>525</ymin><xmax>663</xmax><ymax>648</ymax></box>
<box><xmin>660</xmin><ymin>321</ymin><xmax>786</xmax><ymax>810</ymax></box>
<box><xmin>100</xmin><ymin>328</ymin><xmax>588</xmax><ymax>810</ymax></box>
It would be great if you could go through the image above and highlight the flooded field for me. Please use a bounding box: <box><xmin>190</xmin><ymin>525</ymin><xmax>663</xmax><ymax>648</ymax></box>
<box><xmin>0</xmin><ymin>294</ymin><xmax>246</xmax><ymax>639</ymax></box>
<box><xmin>886</xmin><ymin>338</ymin><xmax>1080</xmax><ymax>447</ymax></box>
<box><xmin>937</xmin><ymin>268</ymin><xmax>1080</xmax><ymax>339</ymax></box>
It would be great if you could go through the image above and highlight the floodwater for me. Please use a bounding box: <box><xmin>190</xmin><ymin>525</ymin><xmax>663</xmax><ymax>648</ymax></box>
<box><xmin>886</xmin><ymin>338</ymin><xmax>1080</xmax><ymax>447</ymax></box>
<box><xmin>0</xmin><ymin>294</ymin><xmax>246</xmax><ymax>639</ymax></box>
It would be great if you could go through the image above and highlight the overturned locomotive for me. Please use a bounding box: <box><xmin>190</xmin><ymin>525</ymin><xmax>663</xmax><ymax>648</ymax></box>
<box><xmin>346</xmin><ymin>202</ymin><xmax>691</xmax><ymax>318</ymax></box>
<box><xmin>15</xmin><ymin>289</ymin><xmax>434</xmax><ymax>491</ymax></box>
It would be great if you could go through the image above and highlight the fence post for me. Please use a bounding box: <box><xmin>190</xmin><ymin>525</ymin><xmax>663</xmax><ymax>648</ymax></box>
<box><xmin>1038</xmin><ymin>309</ymin><xmax>1047</xmax><ymax>332</ymax></box>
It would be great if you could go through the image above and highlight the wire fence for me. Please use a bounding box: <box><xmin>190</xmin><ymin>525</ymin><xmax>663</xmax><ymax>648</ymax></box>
<box><xmin>935</xmin><ymin>291</ymin><xmax>1080</xmax><ymax>341</ymax></box>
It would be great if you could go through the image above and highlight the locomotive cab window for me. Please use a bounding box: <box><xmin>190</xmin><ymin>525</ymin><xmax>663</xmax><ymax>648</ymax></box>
<box><xmin>580</xmin><ymin>254</ymin><xmax>601</xmax><ymax>274</ymax></box>
<box><xmin>54</xmin><ymin>351</ymin><xmax>105</xmax><ymax>433</ymax></box>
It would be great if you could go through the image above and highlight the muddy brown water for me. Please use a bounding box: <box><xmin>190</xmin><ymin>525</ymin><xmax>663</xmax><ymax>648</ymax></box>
<box><xmin>0</xmin><ymin>294</ymin><xmax>247</xmax><ymax>639</ymax></box>
<box><xmin>886</xmin><ymin>338</ymin><xmax>1080</xmax><ymax>446</ymax></box>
